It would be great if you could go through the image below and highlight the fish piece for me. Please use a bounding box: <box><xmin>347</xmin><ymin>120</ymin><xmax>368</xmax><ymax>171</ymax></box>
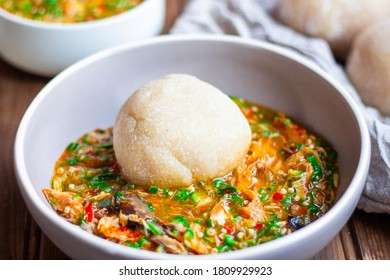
<box><xmin>88</xmin><ymin>193</ymin><xmax>114</xmax><ymax>210</ymax></box>
<box><xmin>163</xmin><ymin>223</ymin><xmax>185</xmax><ymax>241</ymax></box>
<box><xmin>209</xmin><ymin>195</ymin><xmax>232</xmax><ymax>226</ymax></box>
<box><xmin>151</xmin><ymin>235</ymin><xmax>188</xmax><ymax>254</ymax></box>
<box><xmin>120</xmin><ymin>195</ymin><xmax>154</xmax><ymax>219</ymax></box>
<box><xmin>42</xmin><ymin>188</ymin><xmax>84</xmax><ymax>224</ymax></box>
<box><xmin>184</xmin><ymin>224</ymin><xmax>212</xmax><ymax>254</ymax></box>
<box><xmin>196</xmin><ymin>196</ymin><xmax>214</xmax><ymax>212</ymax></box>
<box><xmin>118</xmin><ymin>195</ymin><xmax>156</xmax><ymax>229</ymax></box>
<box><xmin>97</xmin><ymin>216</ymin><xmax>140</xmax><ymax>243</ymax></box>
<box><xmin>119</xmin><ymin>212</ymin><xmax>148</xmax><ymax>229</ymax></box>
<box><xmin>238</xmin><ymin>196</ymin><xmax>266</xmax><ymax>223</ymax></box>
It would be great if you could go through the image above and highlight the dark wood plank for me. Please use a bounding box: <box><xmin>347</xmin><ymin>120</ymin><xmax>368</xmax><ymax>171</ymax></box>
<box><xmin>339</xmin><ymin>224</ymin><xmax>357</xmax><ymax>260</ymax></box>
<box><xmin>39</xmin><ymin>234</ymin><xmax>69</xmax><ymax>260</ymax></box>
<box><xmin>313</xmin><ymin>233</ymin><xmax>346</xmax><ymax>260</ymax></box>
<box><xmin>0</xmin><ymin>60</ymin><xmax>49</xmax><ymax>259</ymax></box>
<box><xmin>349</xmin><ymin>210</ymin><xmax>390</xmax><ymax>260</ymax></box>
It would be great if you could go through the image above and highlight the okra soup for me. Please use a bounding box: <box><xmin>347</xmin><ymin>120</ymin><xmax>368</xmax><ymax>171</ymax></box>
<box><xmin>0</xmin><ymin>0</ymin><xmax>143</xmax><ymax>23</ymax></box>
<box><xmin>42</xmin><ymin>75</ymin><xmax>339</xmax><ymax>255</ymax></box>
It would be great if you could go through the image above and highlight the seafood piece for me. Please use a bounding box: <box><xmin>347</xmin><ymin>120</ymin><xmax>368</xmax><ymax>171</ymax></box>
<box><xmin>196</xmin><ymin>196</ymin><xmax>214</xmax><ymax>212</ymax></box>
<box><xmin>238</xmin><ymin>196</ymin><xmax>266</xmax><ymax>223</ymax></box>
<box><xmin>120</xmin><ymin>195</ymin><xmax>154</xmax><ymax>219</ymax></box>
<box><xmin>163</xmin><ymin>223</ymin><xmax>185</xmax><ymax>241</ymax></box>
<box><xmin>119</xmin><ymin>195</ymin><xmax>155</xmax><ymax>228</ymax></box>
<box><xmin>97</xmin><ymin>216</ymin><xmax>140</xmax><ymax>243</ymax></box>
<box><xmin>184</xmin><ymin>224</ymin><xmax>212</xmax><ymax>254</ymax></box>
<box><xmin>42</xmin><ymin>189</ymin><xmax>84</xmax><ymax>224</ymax></box>
<box><xmin>88</xmin><ymin>193</ymin><xmax>114</xmax><ymax>210</ymax></box>
<box><xmin>151</xmin><ymin>235</ymin><xmax>188</xmax><ymax>254</ymax></box>
<box><xmin>209</xmin><ymin>196</ymin><xmax>232</xmax><ymax>226</ymax></box>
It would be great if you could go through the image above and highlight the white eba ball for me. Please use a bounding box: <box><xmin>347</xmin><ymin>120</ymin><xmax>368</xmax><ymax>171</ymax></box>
<box><xmin>114</xmin><ymin>74</ymin><xmax>252</xmax><ymax>188</ymax></box>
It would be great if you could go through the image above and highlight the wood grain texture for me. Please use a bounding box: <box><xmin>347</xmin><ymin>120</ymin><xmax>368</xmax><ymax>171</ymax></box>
<box><xmin>0</xmin><ymin>61</ymin><xmax>47</xmax><ymax>259</ymax></box>
<box><xmin>339</xmin><ymin>225</ymin><xmax>357</xmax><ymax>260</ymax></box>
<box><xmin>0</xmin><ymin>0</ymin><xmax>389</xmax><ymax>260</ymax></box>
<box><xmin>349</xmin><ymin>210</ymin><xmax>390</xmax><ymax>260</ymax></box>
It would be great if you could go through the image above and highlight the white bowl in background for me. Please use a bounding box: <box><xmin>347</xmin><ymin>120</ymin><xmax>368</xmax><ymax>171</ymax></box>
<box><xmin>0</xmin><ymin>0</ymin><xmax>165</xmax><ymax>76</ymax></box>
<box><xmin>14</xmin><ymin>36</ymin><xmax>370</xmax><ymax>259</ymax></box>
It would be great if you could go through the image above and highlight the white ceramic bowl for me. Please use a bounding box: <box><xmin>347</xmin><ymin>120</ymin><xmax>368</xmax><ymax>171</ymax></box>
<box><xmin>14</xmin><ymin>36</ymin><xmax>370</xmax><ymax>259</ymax></box>
<box><xmin>0</xmin><ymin>0</ymin><xmax>165</xmax><ymax>76</ymax></box>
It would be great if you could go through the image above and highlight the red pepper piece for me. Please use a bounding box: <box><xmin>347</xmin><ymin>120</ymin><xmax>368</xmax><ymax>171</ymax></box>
<box><xmin>85</xmin><ymin>203</ymin><xmax>94</xmax><ymax>223</ymax></box>
<box><xmin>273</xmin><ymin>192</ymin><xmax>283</xmax><ymax>200</ymax></box>
<box><xmin>128</xmin><ymin>232</ymin><xmax>141</xmax><ymax>239</ymax></box>
<box><xmin>120</xmin><ymin>226</ymin><xmax>128</xmax><ymax>232</ymax></box>
<box><xmin>224</xmin><ymin>222</ymin><xmax>235</xmax><ymax>235</ymax></box>
<box><xmin>254</xmin><ymin>223</ymin><xmax>263</xmax><ymax>230</ymax></box>
<box><xmin>113</xmin><ymin>162</ymin><xmax>121</xmax><ymax>171</ymax></box>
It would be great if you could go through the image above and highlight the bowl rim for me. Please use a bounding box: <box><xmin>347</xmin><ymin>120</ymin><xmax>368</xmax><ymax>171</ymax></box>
<box><xmin>0</xmin><ymin>0</ymin><xmax>159</xmax><ymax>30</ymax></box>
<box><xmin>14</xmin><ymin>35</ymin><xmax>371</xmax><ymax>259</ymax></box>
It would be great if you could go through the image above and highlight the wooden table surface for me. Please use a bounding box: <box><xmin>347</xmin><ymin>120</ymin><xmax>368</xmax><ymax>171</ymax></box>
<box><xmin>0</xmin><ymin>0</ymin><xmax>389</xmax><ymax>260</ymax></box>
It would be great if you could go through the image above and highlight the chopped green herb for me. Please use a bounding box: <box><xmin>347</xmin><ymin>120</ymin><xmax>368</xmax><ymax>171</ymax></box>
<box><xmin>307</xmin><ymin>154</ymin><xmax>322</xmax><ymax>181</ymax></box>
<box><xmin>175</xmin><ymin>189</ymin><xmax>190</xmax><ymax>202</ymax></box>
<box><xmin>82</xmin><ymin>134</ymin><xmax>90</xmax><ymax>144</ymax></box>
<box><xmin>262</xmin><ymin>130</ymin><xmax>270</xmax><ymax>137</ymax></box>
<box><xmin>146</xmin><ymin>222</ymin><xmax>163</xmax><ymax>235</ymax></box>
<box><xmin>229</xmin><ymin>96</ymin><xmax>248</xmax><ymax>108</ymax></box>
<box><xmin>123</xmin><ymin>184</ymin><xmax>135</xmax><ymax>189</ymax></box>
<box><xmin>230</xmin><ymin>194</ymin><xmax>243</xmax><ymax>206</ymax></box>
<box><xmin>21</xmin><ymin>2</ymin><xmax>32</xmax><ymax>11</ymax></box>
<box><xmin>190</xmin><ymin>192</ymin><xmax>201</xmax><ymax>205</ymax></box>
<box><xmin>97</xmin><ymin>173</ymin><xmax>115</xmax><ymax>181</ymax></box>
<box><xmin>207</xmin><ymin>219</ymin><xmax>215</xmax><ymax>228</ymax></box>
<box><xmin>66</xmin><ymin>157</ymin><xmax>80</xmax><ymax>165</ymax></box>
<box><xmin>213</xmin><ymin>179</ymin><xmax>237</xmax><ymax>194</ymax></box>
<box><xmin>260</xmin><ymin>193</ymin><xmax>269</xmax><ymax>202</ymax></box>
<box><xmin>281</xmin><ymin>194</ymin><xmax>294</xmax><ymax>211</ymax></box>
<box><xmin>309</xmin><ymin>204</ymin><xmax>320</xmax><ymax>214</ymax></box>
<box><xmin>217</xmin><ymin>245</ymin><xmax>230</xmax><ymax>252</ymax></box>
<box><xmin>184</xmin><ymin>229</ymin><xmax>194</xmax><ymax>240</ymax></box>
<box><xmin>44</xmin><ymin>0</ymin><xmax>57</xmax><ymax>7</ymax></box>
<box><xmin>172</xmin><ymin>216</ymin><xmax>190</xmax><ymax>228</ymax></box>
<box><xmin>224</xmin><ymin>235</ymin><xmax>237</xmax><ymax>246</ymax></box>
<box><xmin>149</xmin><ymin>186</ymin><xmax>159</xmax><ymax>194</ymax></box>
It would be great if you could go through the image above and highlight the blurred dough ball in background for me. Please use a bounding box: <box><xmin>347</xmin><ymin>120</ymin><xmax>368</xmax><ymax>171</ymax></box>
<box><xmin>275</xmin><ymin>0</ymin><xmax>390</xmax><ymax>60</ymax></box>
<box><xmin>347</xmin><ymin>20</ymin><xmax>390</xmax><ymax>116</ymax></box>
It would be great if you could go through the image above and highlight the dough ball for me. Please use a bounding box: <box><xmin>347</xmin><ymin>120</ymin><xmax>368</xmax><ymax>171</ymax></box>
<box><xmin>275</xmin><ymin>0</ymin><xmax>390</xmax><ymax>59</ymax></box>
<box><xmin>114</xmin><ymin>74</ymin><xmax>251</xmax><ymax>188</ymax></box>
<box><xmin>347</xmin><ymin>20</ymin><xmax>390</xmax><ymax>116</ymax></box>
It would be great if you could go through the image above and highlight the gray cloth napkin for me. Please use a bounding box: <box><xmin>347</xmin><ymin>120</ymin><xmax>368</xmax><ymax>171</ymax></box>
<box><xmin>170</xmin><ymin>0</ymin><xmax>390</xmax><ymax>214</ymax></box>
